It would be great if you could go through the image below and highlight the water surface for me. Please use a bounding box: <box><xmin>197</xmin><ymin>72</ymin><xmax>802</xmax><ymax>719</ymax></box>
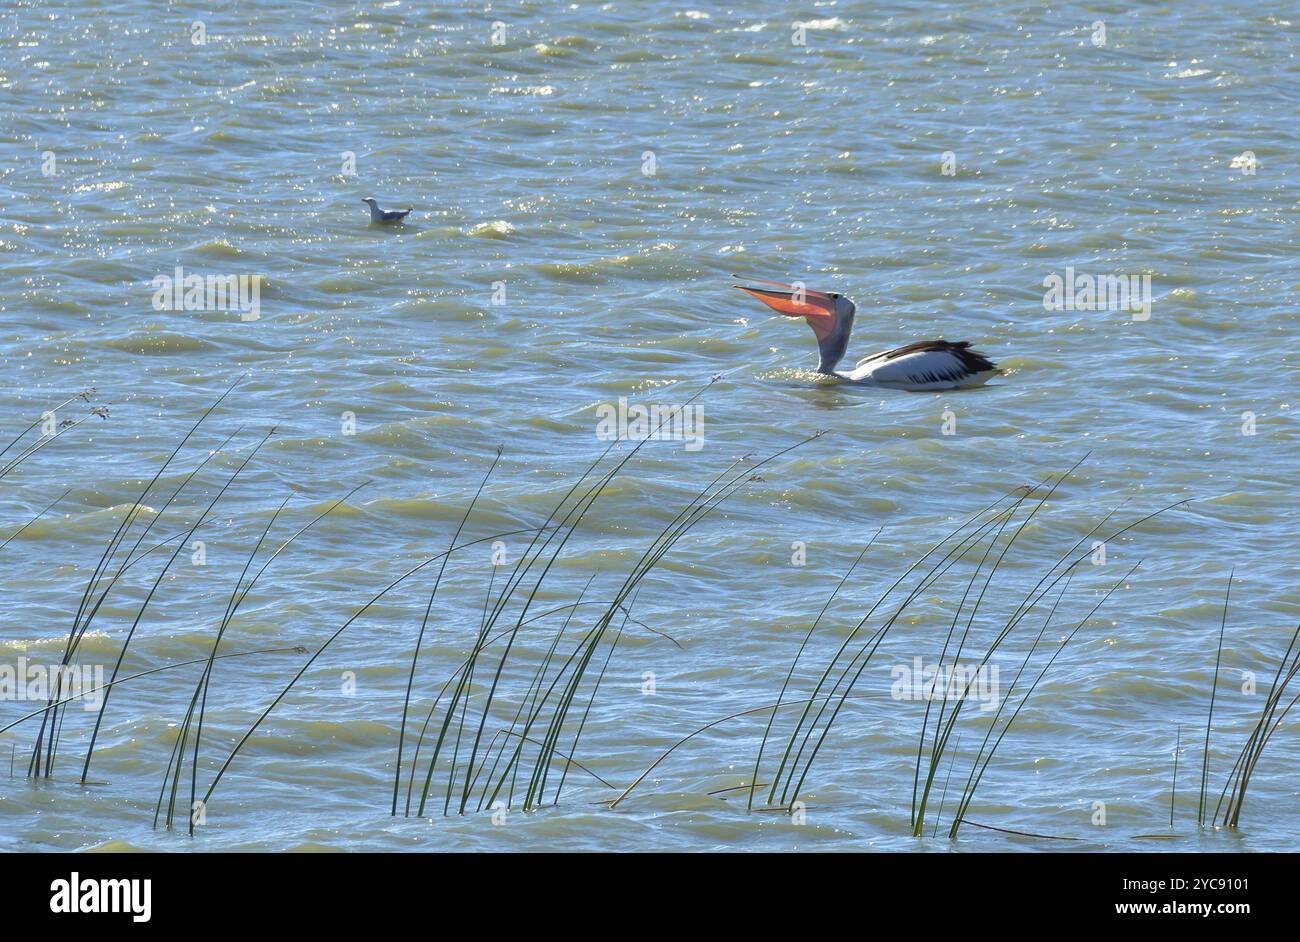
<box><xmin>1</xmin><ymin>1</ymin><xmax>1298</xmax><ymax>851</ymax></box>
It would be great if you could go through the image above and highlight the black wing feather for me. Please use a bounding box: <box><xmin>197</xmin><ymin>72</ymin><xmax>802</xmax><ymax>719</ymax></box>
<box><xmin>881</xmin><ymin>340</ymin><xmax>998</xmax><ymax>375</ymax></box>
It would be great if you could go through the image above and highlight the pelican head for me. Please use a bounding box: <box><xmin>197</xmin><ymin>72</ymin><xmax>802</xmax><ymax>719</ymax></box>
<box><xmin>735</xmin><ymin>280</ymin><xmax>856</xmax><ymax>373</ymax></box>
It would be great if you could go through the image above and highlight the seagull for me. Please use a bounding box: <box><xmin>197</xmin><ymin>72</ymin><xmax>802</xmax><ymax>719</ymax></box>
<box><xmin>735</xmin><ymin>279</ymin><xmax>1001</xmax><ymax>390</ymax></box>
<box><xmin>362</xmin><ymin>198</ymin><xmax>412</xmax><ymax>223</ymax></box>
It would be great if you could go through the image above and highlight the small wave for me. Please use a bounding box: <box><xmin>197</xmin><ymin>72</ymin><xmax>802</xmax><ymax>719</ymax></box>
<box><xmin>102</xmin><ymin>332</ymin><xmax>217</xmax><ymax>354</ymax></box>
<box><xmin>467</xmin><ymin>220</ymin><xmax>516</xmax><ymax>239</ymax></box>
<box><xmin>259</xmin><ymin>719</ymin><xmax>396</xmax><ymax>751</ymax></box>
<box><xmin>0</xmin><ymin>630</ymin><xmax>112</xmax><ymax>654</ymax></box>
<box><xmin>795</xmin><ymin>17</ymin><xmax>846</xmax><ymax>31</ymax></box>
<box><xmin>72</xmin><ymin>181</ymin><xmax>128</xmax><ymax>194</ymax></box>
<box><xmin>490</xmin><ymin>85</ymin><xmax>555</xmax><ymax>96</ymax></box>
<box><xmin>204</xmin><ymin>128</ymin><xmax>248</xmax><ymax>144</ymax></box>
<box><xmin>190</xmin><ymin>239</ymin><xmax>245</xmax><ymax>259</ymax></box>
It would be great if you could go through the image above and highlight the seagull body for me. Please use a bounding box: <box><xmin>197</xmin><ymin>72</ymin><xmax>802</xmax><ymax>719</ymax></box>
<box><xmin>362</xmin><ymin>198</ymin><xmax>412</xmax><ymax>223</ymax></box>
<box><xmin>736</xmin><ymin>280</ymin><xmax>1001</xmax><ymax>391</ymax></box>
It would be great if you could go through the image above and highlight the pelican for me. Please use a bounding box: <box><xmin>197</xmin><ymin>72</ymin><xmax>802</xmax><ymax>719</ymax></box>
<box><xmin>736</xmin><ymin>280</ymin><xmax>1001</xmax><ymax>390</ymax></box>
<box><xmin>362</xmin><ymin>198</ymin><xmax>412</xmax><ymax>223</ymax></box>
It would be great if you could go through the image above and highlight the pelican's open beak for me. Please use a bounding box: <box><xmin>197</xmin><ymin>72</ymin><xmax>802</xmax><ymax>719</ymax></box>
<box><xmin>734</xmin><ymin>280</ymin><xmax>837</xmax><ymax>341</ymax></box>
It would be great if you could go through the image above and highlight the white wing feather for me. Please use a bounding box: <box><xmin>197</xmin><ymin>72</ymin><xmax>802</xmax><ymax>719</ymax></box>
<box><xmin>844</xmin><ymin>348</ymin><xmax>993</xmax><ymax>390</ymax></box>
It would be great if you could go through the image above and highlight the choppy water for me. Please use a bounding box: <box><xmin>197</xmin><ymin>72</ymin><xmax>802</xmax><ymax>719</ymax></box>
<box><xmin>2</xmin><ymin>1</ymin><xmax>1298</xmax><ymax>852</ymax></box>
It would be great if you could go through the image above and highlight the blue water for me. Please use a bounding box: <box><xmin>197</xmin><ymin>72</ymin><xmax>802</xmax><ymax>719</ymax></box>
<box><xmin>1</xmin><ymin>1</ymin><xmax>1297</xmax><ymax>851</ymax></box>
